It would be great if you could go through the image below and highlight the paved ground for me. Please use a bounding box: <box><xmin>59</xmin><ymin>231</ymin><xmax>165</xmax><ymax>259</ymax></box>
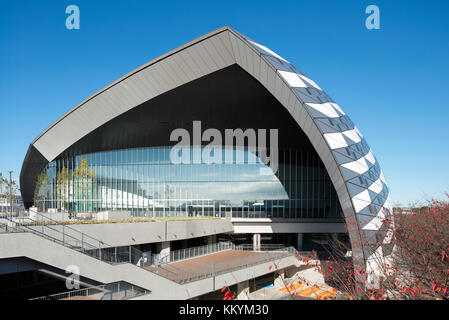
<box><xmin>249</xmin><ymin>263</ymin><xmax>337</xmax><ymax>300</ymax></box>
<box><xmin>277</xmin><ymin>281</ymin><xmax>337</xmax><ymax>299</ymax></box>
<box><xmin>146</xmin><ymin>249</ymin><xmax>288</xmax><ymax>282</ymax></box>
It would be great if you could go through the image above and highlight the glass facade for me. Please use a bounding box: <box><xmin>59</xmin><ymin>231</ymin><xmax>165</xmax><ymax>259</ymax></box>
<box><xmin>34</xmin><ymin>147</ymin><xmax>343</xmax><ymax>220</ymax></box>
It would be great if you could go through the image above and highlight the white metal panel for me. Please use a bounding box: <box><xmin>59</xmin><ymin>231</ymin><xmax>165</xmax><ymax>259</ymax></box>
<box><xmin>228</xmin><ymin>31</ymin><xmax>242</xmax><ymax>67</ymax></box>
<box><xmin>258</xmin><ymin>57</ymin><xmax>268</xmax><ymax>88</ymax></box>
<box><xmin>252</xmin><ymin>48</ymin><xmax>261</xmax><ymax>79</ymax></box>
<box><xmin>201</xmin><ymin>37</ymin><xmax>227</xmax><ymax>70</ymax></box>
<box><xmin>265</xmin><ymin>66</ymin><xmax>277</xmax><ymax>97</ymax></box>
<box><xmin>279</xmin><ymin>81</ymin><xmax>290</xmax><ymax>109</ymax></box>
<box><xmin>199</xmin><ymin>42</ymin><xmax>220</xmax><ymax>71</ymax></box>
<box><xmin>215</xmin><ymin>32</ymin><xmax>236</xmax><ymax>65</ymax></box>
<box><xmin>175</xmin><ymin>49</ymin><xmax>202</xmax><ymax>80</ymax></box>
<box><xmin>273</xmin><ymin>72</ymin><xmax>284</xmax><ymax>101</ymax></box>
<box><xmin>157</xmin><ymin>60</ymin><xmax>182</xmax><ymax>90</ymax></box>
<box><xmin>235</xmin><ymin>36</ymin><xmax>250</xmax><ymax>75</ymax></box>
<box><xmin>285</xmin><ymin>90</ymin><xmax>296</xmax><ymax>116</ymax></box>
<box><xmin>242</xmin><ymin>39</ymin><xmax>255</xmax><ymax>77</ymax></box>
<box><xmin>161</xmin><ymin>54</ymin><xmax>189</xmax><ymax>86</ymax></box>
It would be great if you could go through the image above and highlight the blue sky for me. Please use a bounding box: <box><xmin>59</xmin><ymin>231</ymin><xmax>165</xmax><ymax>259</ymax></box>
<box><xmin>0</xmin><ymin>0</ymin><xmax>448</xmax><ymax>205</ymax></box>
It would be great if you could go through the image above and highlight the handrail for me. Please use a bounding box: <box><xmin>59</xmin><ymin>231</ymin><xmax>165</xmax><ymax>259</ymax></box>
<box><xmin>30</xmin><ymin>281</ymin><xmax>150</xmax><ymax>300</ymax></box>
<box><xmin>20</xmin><ymin>211</ymin><xmax>113</xmax><ymax>248</ymax></box>
<box><xmin>3</xmin><ymin>212</ymin><xmax>203</xmax><ymax>283</ymax></box>
<box><xmin>159</xmin><ymin>245</ymin><xmax>298</xmax><ymax>284</ymax></box>
<box><xmin>3</xmin><ymin>213</ymin><xmax>136</xmax><ymax>266</ymax></box>
<box><xmin>3</xmin><ymin>211</ymin><xmax>303</xmax><ymax>286</ymax></box>
<box><xmin>154</xmin><ymin>241</ymin><xmax>239</xmax><ymax>265</ymax></box>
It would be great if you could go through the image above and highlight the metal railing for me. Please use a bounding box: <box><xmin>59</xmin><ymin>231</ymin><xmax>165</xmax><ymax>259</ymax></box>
<box><xmin>30</xmin><ymin>281</ymin><xmax>150</xmax><ymax>300</ymax></box>
<box><xmin>0</xmin><ymin>205</ymin><xmax>27</xmax><ymax>218</ymax></box>
<box><xmin>5</xmin><ymin>212</ymin><xmax>110</xmax><ymax>253</ymax></box>
<box><xmin>3</xmin><ymin>211</ymin><xmax>301</xmax><ymax>286</ymax></box>
<box><xmin>0</xmin><ymin>222</ymin><xmax>24</xmax><ymax>233</ymax></box>
<box><xmin>153</xmin><ymin>243</ymin><xmax>292</xmax><ymax>266</ymax></box>
<box><xmin>154</xmin><ymin>245</ymin><xmax>298</xmax><ymax>284</ymax></box>
<box><xmin>153</xmin><ymin>241</ymin><xmax>240</xmax><ymax>265</ymax></box>
<box><xmin>2</xmin><ymin>212</ymin><xmax>145</xmax><ymax>265</ymax></box>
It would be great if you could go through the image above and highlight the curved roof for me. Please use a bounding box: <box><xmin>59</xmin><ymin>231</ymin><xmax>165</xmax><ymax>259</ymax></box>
<box><xmin>21</xmin><ymin>26</ymin><xmax>392</xmax><ymax>281</ymax></box>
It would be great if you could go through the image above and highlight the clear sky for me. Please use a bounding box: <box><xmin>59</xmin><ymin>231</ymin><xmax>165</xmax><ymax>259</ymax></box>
<box><xmin>0</xmin><ymin>0</ymin><xmax>448</xmax><ymax>206</ymax></box>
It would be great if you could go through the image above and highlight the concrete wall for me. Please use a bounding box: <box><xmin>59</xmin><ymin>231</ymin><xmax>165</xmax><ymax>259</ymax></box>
<box><xmin>96</xmin><ymin>211</ymin><xmax>132</xmax><ymax>220</ymax></box>
<box><xmin>27</xmin><ymin>218</ymin><xmax>234</xmax><ymax>247</ymax></box>
<box><xmin>133</xmin><ymin>254</ymin><xmax>301</xmax><ymax>300</ymax></box>
<box><xmin>231</xmin><ymin>219</ymin><xmax>346</xmax><ymax>234</ymax></box>
<box><xmin>0</xmin><ymin>232</ymin><xmax>180</xmax><ymax>296</ymax></box>
<box><xmin>0</xmin><ymin>232</ymin><xmax>298</xmax><ymax>299</ymax></box>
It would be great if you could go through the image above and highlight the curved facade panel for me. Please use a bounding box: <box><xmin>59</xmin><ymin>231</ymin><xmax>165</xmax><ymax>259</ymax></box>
<box><xmin>20</xmin><ymin>26</ymin><xmax>392</xmax><ymax>285</ymax></box>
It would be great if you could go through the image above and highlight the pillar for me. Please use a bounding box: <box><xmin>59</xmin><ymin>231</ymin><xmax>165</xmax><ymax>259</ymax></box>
<box><xmin>236</xmin><ymin>280</ymin><xmax>250</xmax><ymax>300</ymax></box>
<box><xmin>253</xmin><ymin>233</ymin><xmax>261</xmax><ymax>251</ymax></box>
<box><xmin>29</xmin><ymin>206</ymin><xmax>38</xmax><ymax>221</ymax></box>
<box><xmin>158</xmin><ymin>241</ymin><xmax>171</xmax><ymax>263</ymax></box>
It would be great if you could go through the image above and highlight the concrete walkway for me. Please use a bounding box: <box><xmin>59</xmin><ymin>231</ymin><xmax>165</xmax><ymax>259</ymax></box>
<box><xmin>146</xmin><ymin>249</ymin><xmax>288</xmax><ymax>283</ymax></box>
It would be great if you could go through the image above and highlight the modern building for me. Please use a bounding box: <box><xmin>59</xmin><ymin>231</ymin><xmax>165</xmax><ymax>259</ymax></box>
<box><xmin>8</xmin><ymin>26</ymin><xmax>393</xmax><ymax>299</ymax></box>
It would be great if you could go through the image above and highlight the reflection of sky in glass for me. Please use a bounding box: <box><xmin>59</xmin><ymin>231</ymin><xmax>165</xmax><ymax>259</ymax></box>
<box><xmin>74</xmin><ymin>147</ymin><xmax>288</xmax><ymax>203</ymax></box>
<box><xmin>40</xmin><ymin>146</ymin><xmax>343</xmax><ymax>218</ymax></box>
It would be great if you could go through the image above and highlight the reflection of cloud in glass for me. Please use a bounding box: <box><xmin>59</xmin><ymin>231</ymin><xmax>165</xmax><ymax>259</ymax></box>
<box><xmin>88</xmin><ymin>147</ymin><xmax>288</xmax><ymax>203</ymax></box>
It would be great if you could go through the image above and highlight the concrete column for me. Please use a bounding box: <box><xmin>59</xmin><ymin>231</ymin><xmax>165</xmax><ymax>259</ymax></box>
<box><xmin>236</xmin><ymin>280</ymin><xmax>250</xmax><ymax>300</ymax></box>
<box><xmin>253</xmin><ymin>233</ymin><xmax>261</xmax><ymax>251</ymax></box>
<box><xmin>159</xmin><ymin>241</ymin><xmax>171</xmax><ymax>262</ymax></box>
<box><xmin>297</xmin><ymin>233</ymin><xmax>303</xmax><ymax>251</ymax></box>
<box><xmin>29</xmin><ymin>207</ymin><xmax>38</xmax><ymax>221</ymax></box>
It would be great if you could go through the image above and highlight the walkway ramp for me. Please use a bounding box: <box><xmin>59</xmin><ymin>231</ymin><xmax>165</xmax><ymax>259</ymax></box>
<box><xmin>1</xmin><ymin>213</ymin><xmax>301</xmax><ymax>299</ymax></box>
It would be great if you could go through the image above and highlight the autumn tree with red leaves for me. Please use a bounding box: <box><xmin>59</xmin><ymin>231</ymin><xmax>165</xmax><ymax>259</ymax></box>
<box><xmin>391</xmin><ymin>197</ymin><xmax>449</xmax><ymax>299</ymax></box>
<box><xmin>300</xmin><ymin>196</ymin><xmax>449</xmax><ymax>300</ymax></box>
<box><xmin>221</xmin><ymin>286</ymin><xmax>235</xmax><ymax>300</ymax></box>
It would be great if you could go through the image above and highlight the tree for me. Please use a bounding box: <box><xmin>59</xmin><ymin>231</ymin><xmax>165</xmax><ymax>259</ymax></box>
<box><xmin>0</xmin><ymin>172</ymin><xmax>6</xmax><ymax>204</ymax></box>
<box><xmin>56</xmin><ymin>166</ymin><xmax>70</xmax><ymax>211</ymax></box>
<box><xmin>73</xmin><ymin>158</ymin><xmax>95</xmax><ymax>213</ymax></box>
<box><xmin>35</xmin><ymin>173</ymin><xmax>50</xmax><ymax>212</ymax></box>
<box><xmin>296</xmin><ymin>195</ymin><xmax>449</xmax><ymax>300</ymax></box>
<box><xmin>5</xmin><ymin>179</ymin><xmax>18</xmax><ymax>198</ymax></box>
<box><xmin>221</xmin><ymin>286</ymin><xmax>235</xmax><ymax>300</ymax></box>
<box><xmin>391</xmin><ymin>198</ymin><xmax>449</xmax><ymax>299</ymax></box>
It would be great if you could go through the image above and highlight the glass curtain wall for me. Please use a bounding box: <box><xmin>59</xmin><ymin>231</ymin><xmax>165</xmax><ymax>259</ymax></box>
<box><xmin>34</xmin><ymin>147</ymin><xmax>343</xmax><ymax>220</ymax></box>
